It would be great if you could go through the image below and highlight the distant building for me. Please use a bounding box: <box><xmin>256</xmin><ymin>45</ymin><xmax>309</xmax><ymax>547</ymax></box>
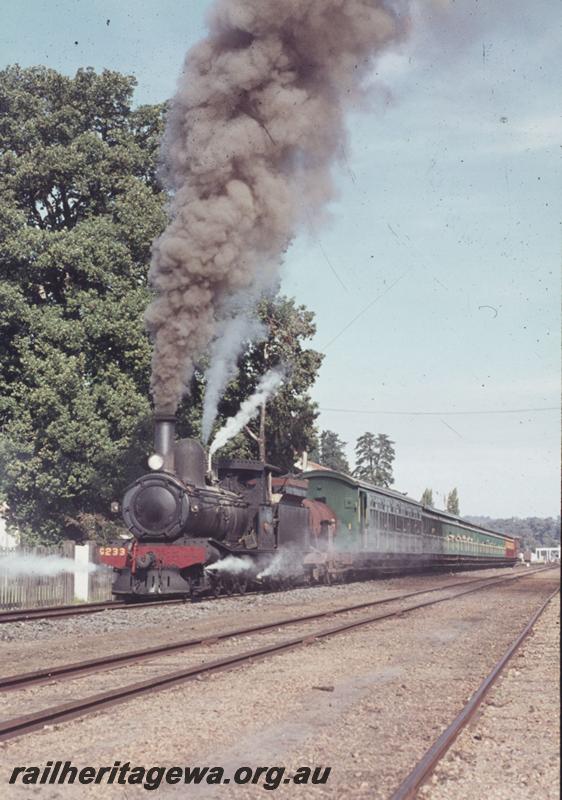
<box><xmin>0</xmin><ymin>504</ymin><xmax>18</xmax><ymax>549</ymax></box>
<box><xmin>294</xmin><ymin>454</ymin><xmax>331</xmax><ymax>473</ymax></box>
<box><xmin>531</xmin><ymin>547</ymin><xmax>560</xmax><ymax>563</ymax></box>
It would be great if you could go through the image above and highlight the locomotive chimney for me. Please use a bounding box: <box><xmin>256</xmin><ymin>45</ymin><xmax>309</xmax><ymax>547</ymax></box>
<box><xmin>152</xmin><ymin>413</ymin><xmax>176</xmax><ymax>473</ymax></box>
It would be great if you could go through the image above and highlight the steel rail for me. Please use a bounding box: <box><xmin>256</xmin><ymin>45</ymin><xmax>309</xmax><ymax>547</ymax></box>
<box><xmin>388</xmin><ymin>583</ymin><xmax>560</xmax><ymax>800</ymax></box>
<box><xmin>0</xmin><ymin>567</ymin><xmax>538</xmax><ymax>625</ymax></box>
<box><xmin>0</xmin><ymin>568</ymin><xmax>551</xmax><ymax>692</ymax></box>
<box><xmin>0</xmin><ymin>600</ymin><xmax>123</xmax><ymax>623</ymax></box>
<box><xmin>0</xmin><ymin>587</ymin><xmax>266</xmax><ymax>624</ymax></box>
<box><xmin>0</xmin><ymin>569</ymin><xmax>557</xmax><ymax>743</ymax></box>
<box><xmin>0</xmin><ymin>597</ymin><xmax>191</xmax><ymax>625</ymax></box>
<box><xmin>0</xmin><ymin>564</ymin><xmax>533</xmax><ymax>625</ymax></box>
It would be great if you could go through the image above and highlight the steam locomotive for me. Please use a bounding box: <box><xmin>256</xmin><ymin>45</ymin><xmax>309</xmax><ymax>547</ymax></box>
<box><xmin>99</xmin><ymin>415</ymin><xmax>519</xmax><ymax>598</ymax></box>
<box><xmin>100</xmin><ymin>415</ymin><xmax>334</xmax><ymax>597</ymax></box>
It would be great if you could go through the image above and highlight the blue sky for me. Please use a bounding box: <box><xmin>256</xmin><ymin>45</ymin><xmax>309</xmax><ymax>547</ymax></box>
<box><xmin>1</xmin><ymin>0</ymin><xmax>559</xmax><ymax>517</ymax></box>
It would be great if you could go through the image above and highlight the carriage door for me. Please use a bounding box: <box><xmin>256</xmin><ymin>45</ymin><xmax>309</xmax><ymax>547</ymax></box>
<box><xmin>359</xmin><ymin>490</ymin><xmax>368</xmax><ymax>549</ymax></box>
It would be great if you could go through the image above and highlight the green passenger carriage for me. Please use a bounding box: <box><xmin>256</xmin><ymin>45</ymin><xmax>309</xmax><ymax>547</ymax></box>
<box><xmin>303</xmin><ymin>469</ymin><xmax>518</xmax><ymax>579</ymax></box>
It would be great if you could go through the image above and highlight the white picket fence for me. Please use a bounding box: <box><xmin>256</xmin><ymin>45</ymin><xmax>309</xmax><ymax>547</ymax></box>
<box><xmin>0</xmin><ymin>541</ymin><xmax>113</xmax><ymax>610</ymax></box>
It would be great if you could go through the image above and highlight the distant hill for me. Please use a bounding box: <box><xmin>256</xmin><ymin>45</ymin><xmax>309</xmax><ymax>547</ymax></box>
<box><xmin>465</xmin><ymin>516</ymin><xmax>561</xmax><ymax>551</ymax></box>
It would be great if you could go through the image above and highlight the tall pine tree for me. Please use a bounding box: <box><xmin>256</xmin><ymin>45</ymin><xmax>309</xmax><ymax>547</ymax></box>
<box><xmin>446</xmin><ymin>488</ymin><xmax>460</xmax><ymax>515</ymax></box>
<box><xmin>354</xmin><ymin>432</ymin><xmax>395</xmax><ymax>487</ymax></box>
<box><xmin>311</xmin><ymin>430</ymin><xmax>350</xmax><ymax>473</ymax></box>
<box><xmin>421</xmin><ymin>488</ymin><xmax>434</xmax><ymax>506</ymax></box>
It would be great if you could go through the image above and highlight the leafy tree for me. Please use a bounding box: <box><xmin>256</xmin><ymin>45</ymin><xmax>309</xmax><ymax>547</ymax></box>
<box><xmin>446</xmin><ymin>487</ymin><xmax>460</xmax><ymax>515</ymax></box>
<box><xmin>0</xmin><ymin>65</ymin><xmax>166</xmax><ymax>543</ymax></box>
<box><xmin>421</xmin><ymin>488</ymin><xmax>434</xmax><ymax>506</ymax></box>
<box><xmin>203</xmin><ymin>296</ymin><xmax>323</xmax><ymax>472</ymax></box>
<box><xmin>0</xmin><ymin>66</ymin><xmax>324</xmax><ymax>542</ymax></box>
<box><xmin>310</xmin><ymin>429</ymin><xmax>350</xmax><ymax>473</ymax></box>
<box><xmin>354</xmin><ymin>432</ymin><xmax>395</xmax><ymax>487</ymax></box>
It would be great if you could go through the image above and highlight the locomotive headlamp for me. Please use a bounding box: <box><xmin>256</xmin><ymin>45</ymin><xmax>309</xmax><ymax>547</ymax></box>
<box><xmin>148</xmin><ymin>453</ymin><xmax>164</xmax><ymax>471</ymax></box>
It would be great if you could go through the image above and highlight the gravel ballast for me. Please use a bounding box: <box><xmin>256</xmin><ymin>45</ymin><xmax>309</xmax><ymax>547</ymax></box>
<box><xmin>419</xmin><ymin>590</ymin><xmax>560</xmax><ymax>800</ymax></box>
<box><xmin>0</xmin><ymin>567</ymin><xmax>524</xmax><ymax>672</ymax></box>
<box><xmin>0</xmin><ymin>567</ymin><xmax>558</xmax><ymax>799</ymax></box>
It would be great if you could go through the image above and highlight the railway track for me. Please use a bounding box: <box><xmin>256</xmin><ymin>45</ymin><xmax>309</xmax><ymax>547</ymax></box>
<box><xmin>0</xmin><ymin>566</ymin><xmax>542</xmax><ymax>625</ymax></box>
<box><xmin>0</xmin><ymin>597</ymin><xmax>190</xmax><ymax>624</ymax></box>
<box><xmin>0</xmin><ymin>566</ymin><xmax>556</xmax><ymax>743</ymax></box>
<box><xmin>389</xmin><ymin>581</ymin><xmax>560</xmax><ymax>800</ymax></box>
<box><xmin>0</xmin><ymin>569</ymin><xmax>543</xmax><ymax>693</ymax></box>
